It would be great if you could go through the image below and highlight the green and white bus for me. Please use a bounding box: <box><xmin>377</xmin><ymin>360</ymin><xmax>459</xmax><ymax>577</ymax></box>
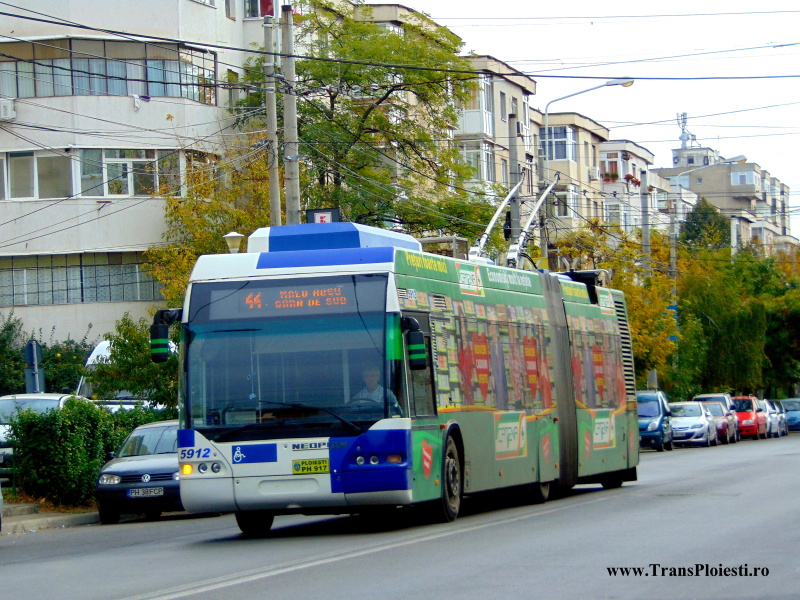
<box><xmin>151</xmin><ymin>223</ymin><xmax>638</xmax><ymax>536</ymax></box>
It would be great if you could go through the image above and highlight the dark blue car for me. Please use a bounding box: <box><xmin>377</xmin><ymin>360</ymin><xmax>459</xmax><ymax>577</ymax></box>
<box><xmin>637</xmin><ymin>390</ymin><xmax>674</xmax><ymax>452</ymax></box>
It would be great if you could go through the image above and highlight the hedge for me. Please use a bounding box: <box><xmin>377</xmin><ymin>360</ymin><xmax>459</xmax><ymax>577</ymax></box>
<box><xmin>8</xmin><ymin>399</ymin><xmax>175</xmax><ymax>506</ymax></box>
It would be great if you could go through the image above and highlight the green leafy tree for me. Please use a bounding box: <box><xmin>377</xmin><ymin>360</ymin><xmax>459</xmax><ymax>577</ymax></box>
<box><xmin>238</xmin><ymin>0</ymin><xmax>495</xmax><ymax>240</ymax></box>
<box><xmin>39</xmin><ymin>336</ymin><xmax>94</xmax><ymax>394</ymax></box>
<box><xmin>680</xmin><ymin>198</ymin><xmax>731</xmax><ymax>249</ymax></box>
<box><xmin>88</xmin><ymin>314</ymin><xmax>178</xmax><ymax>409</ymax></box>
<box><xmin>0</xmin><ymin>311</ymin><xmax>26</xmax><ymax>395</ymax></box>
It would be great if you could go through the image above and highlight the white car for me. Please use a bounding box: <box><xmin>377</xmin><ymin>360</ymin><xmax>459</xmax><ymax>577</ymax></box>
<box><xmin>669</xmin><ymin>401</ymin><xmax>718</xmax><ymax>447</ymax></box>
<box><xmin>0</xmin><ymin>393</ymin><xmax>90</xmax><ymax>462</ymax></box>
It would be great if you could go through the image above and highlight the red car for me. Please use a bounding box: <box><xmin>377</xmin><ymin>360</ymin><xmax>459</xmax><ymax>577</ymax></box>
<box><xmin>732</xmin><ymin>395</ymin><xmax>767</xmax><ymax>439</ymax></box>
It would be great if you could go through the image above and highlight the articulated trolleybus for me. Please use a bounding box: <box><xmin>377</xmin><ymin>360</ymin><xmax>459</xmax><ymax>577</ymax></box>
<box><xmin>150</xmin><ymin>222</ymin><xmax>638</xmax><ymax>536</ymax></box>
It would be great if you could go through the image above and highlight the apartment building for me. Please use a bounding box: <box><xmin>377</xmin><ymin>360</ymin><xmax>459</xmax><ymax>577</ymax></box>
<box><xmin>598</xmin><ymin>140</ymin><xmax>672</xmax><ymax>234</ymax></box>
<box><xmin>538</xmin><ymin>112</ymin><xmax>609</xmax><ymax>246</ymax></box>
<box><xmin>653</xmin><ymin>146</ymin><xmax>796</xmax><ymax>254</ymax></box>
<box><xmin>0</xmin><ymin>0</ymin><xmax>261</xmax><ymax>340</ymax></box>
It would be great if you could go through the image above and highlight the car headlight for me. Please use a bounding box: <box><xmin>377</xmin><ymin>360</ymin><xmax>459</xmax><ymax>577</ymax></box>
<box><xmin>173</xmin><ymin>471</ymin><xmax>180</xmax><ymax>481</ymax></box>
<box><xmin>691</xmin><ymin>423</ymin><xmax>703</xmax><ymax>429</ymax></box>
<box><xmin>98</xmin><ymin>474</ymin><xmax>121</xmax><ymax>485</ymax></box>
<box><xmin>647</xmin><ymin>419</ymin><xmax>660</xmax><ymax>431</ymax></box>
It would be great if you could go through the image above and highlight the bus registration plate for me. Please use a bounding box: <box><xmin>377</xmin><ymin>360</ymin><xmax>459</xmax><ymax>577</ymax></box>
<box><xmin>292</xmin><ymin>459</ymin><xmax>329</xmax><ymax>475</ymax></box>
<box><xmin>129</xmin><ymin>487</ymin><xmax>164</xmax><ymax>498</ymax></box>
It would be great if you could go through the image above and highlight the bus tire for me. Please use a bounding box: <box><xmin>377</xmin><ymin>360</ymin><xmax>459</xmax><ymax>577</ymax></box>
<box><xmin>235</xmin><ymin>510</ymin><xmax>275</xmax><ymax>537</ymax></box>
<box><xmin>522</xmin><ymin>481</ymin><xmax>550</xmax><ymax>504</ymax></box>
<box><xmin>601</xmin><ymin>473</ymin><xmax>624</xmax><ymax>489</ymax></box>
<box><xmin>437</xmin><ymin>435</ymin><xmax>462</xmax><ymax>522</ymax></box>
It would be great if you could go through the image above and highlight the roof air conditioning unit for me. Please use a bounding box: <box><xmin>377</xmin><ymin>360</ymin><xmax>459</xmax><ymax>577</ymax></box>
<box><xmin>588</xmin><ymin>166</ymin><xmax>601</xmax><ymax>181</ymax></box>
<box><xmin>0</xmin><ymin>99</ymin><xmax>16</xmax><ymax>121</ymax></box>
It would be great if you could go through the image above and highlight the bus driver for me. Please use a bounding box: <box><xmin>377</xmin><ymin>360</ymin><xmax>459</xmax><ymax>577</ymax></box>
<box><xmin>352</xmin><ymin>366</ymin><xmax>402</xmax><ymax>415</ymax></box>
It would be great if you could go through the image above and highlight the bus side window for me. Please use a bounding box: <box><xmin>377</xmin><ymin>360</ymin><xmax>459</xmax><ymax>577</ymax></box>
<box><xmin>409</xmin><ymin>335</ymin><xmax>435</xmax><ymax>416</ymax></box>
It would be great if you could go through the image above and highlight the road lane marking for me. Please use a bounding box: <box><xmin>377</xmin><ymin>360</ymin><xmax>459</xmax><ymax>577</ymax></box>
<box><xmin>119</xmin><ymin>496</ymin><xmax>609</xmax><ymax>600</ymax></box>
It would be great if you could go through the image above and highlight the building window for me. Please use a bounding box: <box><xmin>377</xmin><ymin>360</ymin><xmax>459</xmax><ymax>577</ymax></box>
<box><xmin>556</xmin><ymin>185</ymin><xmax>578</xmax><ymax>217</ymax></box>
<box><xmin>499</xmin><ymin>91</ymin><xmax>507</xmax><ymax>121</ymax></box>
<box><xmin>540</xmin><ymin>126</ymin><xmax>577</xmax><ymax>161</ymax></box>
<box><xmin>77</xmin><ymin>149</ymin><xmax>180</xmax><ymax>197</ymax></box>
<box><xmin>0</xmin><ymin>252</ymin><xmax>164</xmax><ymax>307</ymax></box>
<box><xmin>245</xmin><ymin>0</ymin><xmax>273</xmax><ymax>17</ymax></box>
<box><xmin>0</xmin><ymin>39</ymin><xmax>216</xmax><ymax>105</ymax></box>
<box><xmin>599</xmin><ymin>152</ymin><xmax>619</xmax><ymax>177</ymax></box>
<box><xmin>461</xmin><ymin>141</ymin><xmax>495</xmax><ymax>183</ymax></box>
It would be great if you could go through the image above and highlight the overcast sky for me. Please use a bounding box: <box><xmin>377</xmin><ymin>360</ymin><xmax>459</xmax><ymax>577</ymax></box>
<box><xmin>415</xmin><ymin>0</ymin><xmax>800</xmax><ymax>235</ymax></box>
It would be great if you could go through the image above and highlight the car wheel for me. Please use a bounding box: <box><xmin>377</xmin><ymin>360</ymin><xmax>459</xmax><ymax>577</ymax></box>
<box><xmin>665</xmin><ymin>438</ymin><xmax>674</xmax><ymax>451</ymax></box>
<box><xmin>722</xmin><ymin>428</ymin><xmax>730</xmax><ymax>444</ymax></box>
<box><xmin>655</xmin><ymin>442</ymin><xmax>665</xmax><ymax>452</ymax></box>
<box><xmin>98</xmin><ymin>504</ymin><xmax>120</xmax><ymax>525</ymax></box>
<box><xmin>235</xmin><ymin>510</ymin><xmax>275</xmax><ymax>537</ymax></box>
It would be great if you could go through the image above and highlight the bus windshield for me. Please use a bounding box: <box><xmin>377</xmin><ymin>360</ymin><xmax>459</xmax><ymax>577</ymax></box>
<box><xmin>183</xmin><ymin>274</ymin><xmax>402</xmax><ymax>440</ymax></box>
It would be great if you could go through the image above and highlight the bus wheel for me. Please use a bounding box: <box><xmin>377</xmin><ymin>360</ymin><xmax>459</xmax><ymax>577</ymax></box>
<box><xmin>601</xmin><ymin>474</ymin><xmax>624</xmax><ymax>489</ymax></box>
<box><xmin>235</xmin><ymin>510</ymin><xmax>275</xmax><ymax>537</ymax></box>
<box><xmin>438</xmin><ymin>436</ymin><xmax>462</xmax><ymax>522</ymax></box>
<box><xmin>523</xmin><ymin>481</ymin><xmax>550</xmax><ymax>505</ymax></box>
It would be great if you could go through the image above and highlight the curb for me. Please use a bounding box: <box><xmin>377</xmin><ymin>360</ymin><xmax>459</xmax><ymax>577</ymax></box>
<box><xmin>1</xmin><ymin>511</ymin><xmax>99</xmax><ymax>535</ymax></box>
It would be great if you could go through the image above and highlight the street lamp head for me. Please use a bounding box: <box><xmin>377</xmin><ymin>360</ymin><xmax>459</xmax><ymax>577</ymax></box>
<box><xmin>605</xmin><ymin>78</ymin><xmax>635</xmax><ymax>88</ymax></box>
<box><xmin>724</xmin><ymin>155</ymin><xmax>747</xmax><ymax>164</ymax></box>
<box><xmin>223</xmin><ymin>231</ymin><xmax>245</xmax><ymax>254</ymax></box>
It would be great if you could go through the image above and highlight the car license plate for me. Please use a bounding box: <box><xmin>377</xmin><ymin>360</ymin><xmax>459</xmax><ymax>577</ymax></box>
<box><xmin>129</xmin><ymin>487</ymin><xmax>164</xmax><ymax>498</ymax></box>
<box><xmin>292</xmin><ymin>459</ymin><xmax>329</xmax><ymax>475</ymax></box>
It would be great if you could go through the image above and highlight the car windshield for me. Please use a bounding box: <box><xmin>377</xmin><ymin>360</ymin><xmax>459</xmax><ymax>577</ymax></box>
<box><xmin>705</xmin><ymin>404</ymin><xmax>724</xmax><ymax>416</ymax></box>
<box><xmin>697</xmin><ymin>395</ymin><xmax>724</xmax><ymax>403</ymax></box>
<box><xmin>781</xmin><ymin>400</ymin><xmax>800</xmax><ymax>411</ymax></box>
<box><xmin>671</xmin><ymin>404</ymin><xmax>701</xmax><ymax>417</ymax></box>
<box><xmin>0</xmin><ymin>398</ymin><xmax>61</xmax><ymax>424</ymax></box>
<box><xmin>637</xmin><ymin>400</ymin><xmax>661</xmax><ymax>418</ymax></box>
<box><xmin>118</xmin><ymin>426</ymin><xmax>177</xmax><ymax>457</ymax></box>
<box><xmin>733</xmin><ymin>399</ymin><xmax>754</xmax><ymax>412</ymax></box>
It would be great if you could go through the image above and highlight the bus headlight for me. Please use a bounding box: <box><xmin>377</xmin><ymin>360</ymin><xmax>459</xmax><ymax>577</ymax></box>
<box><xmin>211</xmin><ymin>462</ymin><xmax>222</xmax><ymax>473</ymax></box>
<box><xmin>181</xmin><ymin>464</ymin><xmax>194</xmax><ymax>476</ymax></box>
<box><xmin>198</xmin><ymin>463</ymin><xmax>208</xmax><ymax>473</ymax></box>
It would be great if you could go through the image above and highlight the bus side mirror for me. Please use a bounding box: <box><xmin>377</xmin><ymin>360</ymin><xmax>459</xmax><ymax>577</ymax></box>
<box><xmin>150</xmin><ymin>309</ymin><xmax>182</xmax><ymax>363</ymax></box>
<box><xmin>401</xmin><ymin>317</ymin><xmax>427</xmax><ymax>371</ymax></box>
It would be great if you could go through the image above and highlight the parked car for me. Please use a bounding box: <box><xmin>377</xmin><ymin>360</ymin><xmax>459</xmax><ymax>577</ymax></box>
<box><xmin>765</xmin><ymin>400</ymin><xmax>788</xmax><ymax>437</ymax></box>
<box><xmin>703</xmin><ymin>401</ymin><xmax>736</xmax><ymax>444</ymax></box>
<box><xmin>732</xmin><ymin>396</ymin><xmax>766</xmax><ymax>439</ymax></box>
<box><xmin>669</xmin><ymin>401</ymin><xmax>718</xmax><ymax>446</ymax></box>
<box><xmin>759</xmin><ymin>399</ymin><xmax>781</xmax><ymax>438</ymax></box>
<box><xmin>95</xmin><ymin>420</ymin><xmax>182</xmax><ymax>525</ymax></box>
<box><xmin>692</xmin><ymin>393</ymin><xmax>740</xmax><ymax>441</ymax></box>
<box><xmin>778</xmin><ymin>398</ymin><xmax>800</xmax><ymax>431</ymax></box>
<box><xmin>0</xmin><ymin>393</ymin><xmax>90</xmax><ymax>462</ymax></box>
<box><xmin>637</xmin><ymin>390</ymin><xmax>673</xmax><ymax>451</ymax></box>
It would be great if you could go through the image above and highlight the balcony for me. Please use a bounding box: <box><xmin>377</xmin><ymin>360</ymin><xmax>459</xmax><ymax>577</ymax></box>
<box><xmin>455</xmin><ymin>109</ymin><xmax>494</xmax><ymax>139</ymax></box>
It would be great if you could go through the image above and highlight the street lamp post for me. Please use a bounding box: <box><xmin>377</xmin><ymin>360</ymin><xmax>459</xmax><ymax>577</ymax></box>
<box><xmin>540</xmin><ymin>78</ymin><xmax>634</xmax><ymax>262</ymax></box>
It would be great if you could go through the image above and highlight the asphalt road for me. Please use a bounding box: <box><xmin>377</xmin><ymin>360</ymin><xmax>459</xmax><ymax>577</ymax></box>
<box><xmin>1</xmin><ymin>434</ymin><xmax>798</xmax><ymax>600</ymax></box>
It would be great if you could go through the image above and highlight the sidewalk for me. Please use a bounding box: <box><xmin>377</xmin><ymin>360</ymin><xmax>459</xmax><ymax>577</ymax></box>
<box><xmin>1</xmin><ymin>503</ymin><xmax>99</xmax><ymax>535</ymax></box>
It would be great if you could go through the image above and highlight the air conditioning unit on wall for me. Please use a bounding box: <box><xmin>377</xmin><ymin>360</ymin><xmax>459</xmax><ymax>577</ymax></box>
<box><xmin>0</xmin><ymin>99</ymin><xmax>16</xmax><ymax>121</ymax></box>
<box><xmin>588</xmin><ymin>166</ymin><xmax>601</xmax><ymax>180</ymax></box>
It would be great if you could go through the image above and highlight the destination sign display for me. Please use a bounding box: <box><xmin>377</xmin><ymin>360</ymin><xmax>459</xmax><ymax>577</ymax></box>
<box><xmin>190</xmin><ymin>275</ymin><xmax>387</xmax><ymax>322</ymax></box>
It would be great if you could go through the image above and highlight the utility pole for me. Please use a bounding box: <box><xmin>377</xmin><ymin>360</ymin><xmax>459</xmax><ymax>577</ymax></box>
<box><xmin>281</xmin><ymin>4</ymin><xmax>301</xmax><ymax>224</ymax></box>
<box><xmin>263</xmin><ymin>15</ymin><xmax>282</xmax><ymax>226</ymax></box>
<box><xmin>640</xmin><ymin>168</ymin><xmax>650</xmax><ymax>276</ymax></box>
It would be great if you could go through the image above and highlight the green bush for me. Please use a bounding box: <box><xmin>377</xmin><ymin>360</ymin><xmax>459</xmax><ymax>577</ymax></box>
<box><xmin>8</xmin><ymin>399</ymin><xmax>174</xmax><ymax>506</ymax></box>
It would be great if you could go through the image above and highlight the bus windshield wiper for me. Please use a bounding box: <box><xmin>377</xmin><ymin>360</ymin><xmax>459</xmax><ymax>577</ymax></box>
<box><xmin>256</xmin><ymin>401</ymin><xmax>363</xmax><ymax>434</ymax></box>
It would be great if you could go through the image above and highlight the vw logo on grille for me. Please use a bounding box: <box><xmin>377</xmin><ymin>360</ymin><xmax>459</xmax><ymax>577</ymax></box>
<box><xmin>141</xmin><ymin>474</ymin><xmax>151</xmax><ymax>483</ymax></box>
